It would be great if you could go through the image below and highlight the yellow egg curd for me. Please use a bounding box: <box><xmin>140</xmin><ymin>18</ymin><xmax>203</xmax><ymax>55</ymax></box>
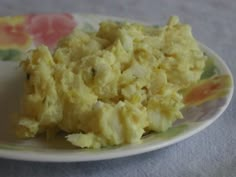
<box><xmin>16</xmin><ymin>16</ymin><xmax>206</xmax><ymax>148</ymax></box>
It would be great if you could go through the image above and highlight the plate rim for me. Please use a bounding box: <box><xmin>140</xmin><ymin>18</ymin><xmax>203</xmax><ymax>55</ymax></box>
<box><xmin>0</xmin><ymin>14</ymin><xmax>234</xmax><ymax>162</ymax></box>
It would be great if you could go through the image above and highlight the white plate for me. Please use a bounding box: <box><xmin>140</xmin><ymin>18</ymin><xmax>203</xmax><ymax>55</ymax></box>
<box><xmin>0</xmin><ymin>13</ymin><xmax>233</xmax><ymax>162</ymax></box>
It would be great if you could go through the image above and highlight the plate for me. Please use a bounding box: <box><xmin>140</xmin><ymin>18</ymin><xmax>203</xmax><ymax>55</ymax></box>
<box><xmin>0</xmin><ymin>13</ymin><xmax>233</xmax><ymax>162</ymax></box>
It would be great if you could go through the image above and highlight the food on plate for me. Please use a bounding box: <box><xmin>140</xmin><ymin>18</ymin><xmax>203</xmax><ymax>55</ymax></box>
<box><xmin>16</xmin><ymin>16</ymin><xmax>207</xmax><ymax>148</ymax></box>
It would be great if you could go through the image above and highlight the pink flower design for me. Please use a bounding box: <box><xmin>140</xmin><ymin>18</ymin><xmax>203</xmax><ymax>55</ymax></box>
<box><xmin>26</xmin><ymin>13</ymin><xmax>76</xmax><ymax>48</ymax></box>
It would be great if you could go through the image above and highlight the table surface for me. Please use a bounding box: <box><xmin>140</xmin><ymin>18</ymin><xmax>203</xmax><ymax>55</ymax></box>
<box><xmin>0</xmin><ymin>0</ymin><xmax>235</xmax><ymax>176</ymax></box>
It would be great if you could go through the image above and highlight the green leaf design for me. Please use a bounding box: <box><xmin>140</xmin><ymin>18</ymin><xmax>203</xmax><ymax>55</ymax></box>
<box><xmin>201</xmin><ymin>57</ymin><xmax>219</xmax><ymax>79</ymax></box>
<box><xmin>81</xmin><ymin>22</ymin><xmax>96</xmax><ymax>33</ymax></box>
<box><xmin>0</xmin><ymin>49</ymin><xmax>23</xmax><ymax>61</ymax></box>
<box><xmin>114</xmin><ymin>20</ymin><xmax>125</xmax><ymax>25</ymax></box>
<box><xmin>155</xmin><ymin>124</ymin><xmax>187</xmax><ymax>139</ymax></box>
<box><xmin>152</xmin><ymin>24</ymin><xmax>159</xmax><ymax>28</ymax></box>
<box><xmin>0</xmin><ymin>143</ymin><xmax>28</xmax><ymax>151</ymax></box>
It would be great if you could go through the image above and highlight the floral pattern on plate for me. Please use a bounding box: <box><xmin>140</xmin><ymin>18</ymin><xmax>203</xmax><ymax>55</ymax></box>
<box><xmin>0</xmin><ymin>13</ymin><xmax>233</xmax><ymax>162</ymax></box>
<box><xmin>26</xmin><ymin>13</ymin><xmax>77</xmax><ymax>48</ymax></box>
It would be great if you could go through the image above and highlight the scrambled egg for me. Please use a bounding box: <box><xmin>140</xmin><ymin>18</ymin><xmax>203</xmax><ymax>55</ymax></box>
<box><xmin>16</xmin><ymin>16</ymin><xmax>206</xmax><ymax>148</ymax></box>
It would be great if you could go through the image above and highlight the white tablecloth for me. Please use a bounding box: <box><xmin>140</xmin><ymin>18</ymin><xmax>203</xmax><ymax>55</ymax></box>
<box><xmin>0</xmin><ymin>0</ymin><xmax>235</xmax><ymax>176</ymax></box>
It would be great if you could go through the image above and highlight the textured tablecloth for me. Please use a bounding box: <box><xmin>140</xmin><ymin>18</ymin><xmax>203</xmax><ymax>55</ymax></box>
<box><xmin>0</xmin><ymin>0</ymin><xmax>235</xmax><ymax>176</ymax></box>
